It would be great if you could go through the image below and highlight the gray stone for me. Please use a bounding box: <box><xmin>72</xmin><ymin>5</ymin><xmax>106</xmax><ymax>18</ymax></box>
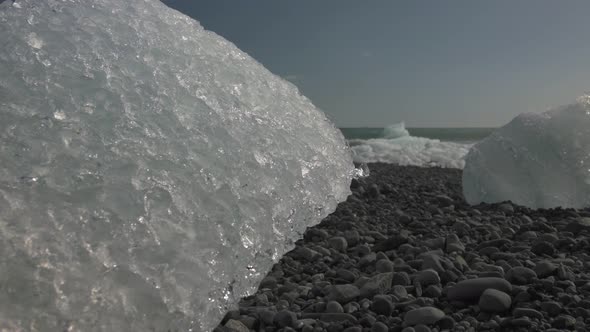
<box><xmin>534</xmin><ymin>260</ymin><xmax>558</xmax><ymax>278</ymax></box>
<box><xmin>294</xmin><ymin>247</ymin><xmax>320</xmax><ymax>262</ymax></box>
<box><xmin>259</xmin><ymin>309</ymin><xmax>276</xmax><ymax>325</ymax></box>
<box><xmin>373</xmin><ymin>233</ymin><xmax>409</xmax><ymax>252</ymax></box>
<box><xmin>395</xmin><ymin>210</ymin><xmax>413</xmax><ymax>225</ymax></box>
<box><xmin>531</xmin><ymin>241</ymin><xmax>555</xmax><ymax>256</ymax></box>
<box><xmin>372</xmin><ymin>295</ymin><xmax>394</xmax><ymax>316</ymax></box>
<box><xmin>416</xmin><ymin>269</ymin><xmax>440</xmax><ymax>286</ymax></box>
<box><xmin>499</xmin><ymin>203</ymin><xmax>514</xmax><ymax>213</ymax></box>
<box><xmin>325</xmin><ymin>284</ymin><xmax>360</xmax><ymax>304</ymax></box>
<box><xmin>424</xmin><ymin>285</ymin><xmax>442</xmax><ymax>298</ymax></box>
<box><xmin>237</xmin><ymin>316</ymin><xmax>256</xmax><ymax>329</ymax></box>
<box><xmin>445</xmin><ymin>234</ymin><xmax>465</xmax><ymax>253</ymax></box>
<box><xmin>552</xmin><ymin>315</ymin><xmax>576</xmax><ymax>329</ymax></box>
<box><xmin>435</xmin><ymin>194</ymin><xmax>454</xmax><ymax>207</ymax></box>
<box><xmin>344</xmin><ymin>230</ymin><xmax>361</xmax><ymax>246</ymax></box>
<box><xmin>306</xmin><ymin>229</ymin><xmax>330</xmax><ymax>241</ymax></box>
<box><xmin>513</xmin><ymin>308</ymin><xmax>544</xmax><ymax>320</ymax></box>
<box><xmin>359</xmin><ymin>252</ymin><xmax>377</xmax><ymax>266</ymax></box>
<box><xmin>343</xmin><ymin>327</ymin><xmax>362</xmax><ymax>332</ymax></box>
<box><xmin>565</xmin><ymin>217</ymin><xmax>590</xmax><ymax>233</ymax></box>
<box><xmin>326</xmin><ymin>301</ymin><xmax>344</xmax><ymax>313</ymax></box>
<box><xmin>540</xmin><ymin>301</ymin><xmax>562</xmax><ymax>316</ymax></box>
<box><xmin>301</xmin><ymin>312</ymin><xmax>358</xmax><ymax>323</ymax></box>
<box><xmin>371</xmin><ymin>322</ymin><xmax>389</xmax><ymax>332</ymax></box>
<box><xmin>376</xmin><ymin>259</ymin><xmax>395</xmax><ymax>273</ymax></box>
<box><xmin>447</xmin><ymin>277</ymin><xmax>512</xmax><ymax>301</ymax></box>
<box><xmin>404</xmin><ymin>306</ymin><xmax>445</xmax><ymax>325</ymax></box>
<box><xmin>328</xmin><ymin>237</ymin><xmax>348</xmax><ymax>252</ymax></box>
<box><xmin>421</xmin><ymin>253</ymin><xmax>446</xmax><ymax>273</ymax></box>
<box><xmin>414</xmin><ymin>324</ymin><xmax>431</xmax><ymax>332</ymax></box>
<box><xmin>506</xmin><ymin>266</ymin><xmax>537</xmax><ymax>285</ymax></box>
<box><xmin>393</xmin><ymin>272</ymin><xmax>411</xmax><ymax>286</ymax></box>
<box><xmin>259</xmin><ymin>276</ymin><xmax>278</xmax><ymax>289</ymax></box>
<box><xmin>509</xmin><ymin>317</ymin><xmax>532</xmax><ymax>327</ymax></box>
<box><xmin>478</xmin><ymin>289</ymin><xmax>512</xmax><ymax>312</ymax></box>
<box><xmin>224</xmin><ymin>319</ymin><xmax>250</xmax><ymax>332</ymax></box>
<box><xmin>423</xmin><ymin>237</ymin><xmax>446</xmax><ymax>250</ymax></box>
<box><xmin>336</xmin><ymin>269</ymin><xmax>357</xmax><ymax>283</ymax></box>
<box><xmin>437</xmin><ymin>316</ymin><xmax>456</xmax><ymax>329</ymax></box>
<box><xmin>359</xmin><ymin>272</ymin><xmax>393</xmax><ymax>298</ymax></box>
<box><xmin>274</xmin><ymin>310</ymin><xmax>297</xmax><ymax>328</ymax></box>
<box><xmin>392</xmin><ymin>284</ymin><xmax>408</xmax><ymax>299</ymax></box>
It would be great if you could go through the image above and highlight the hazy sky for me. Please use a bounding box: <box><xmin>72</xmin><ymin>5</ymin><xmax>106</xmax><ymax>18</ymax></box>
<box><xmin>163</xmin><ymin>0</ymin><xmax>590</xmax><ymax>127</ymax></box>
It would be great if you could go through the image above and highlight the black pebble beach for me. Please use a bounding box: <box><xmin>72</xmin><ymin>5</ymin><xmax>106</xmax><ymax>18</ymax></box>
<box><xmin>215</xmin><ymin>163</ymin><xmax>590</xmax><ymax>332</ymax></box>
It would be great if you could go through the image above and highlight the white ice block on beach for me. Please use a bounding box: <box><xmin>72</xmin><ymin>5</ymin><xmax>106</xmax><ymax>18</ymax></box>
<box><xmin>463</xmin><ymin>94</ymin><xmax>590</xmax><ymax>209</ymax></box>
<box><xmin>0</xmin><ymin>0</ymin><xmax>353</xmax><ymax>330</ymax></box>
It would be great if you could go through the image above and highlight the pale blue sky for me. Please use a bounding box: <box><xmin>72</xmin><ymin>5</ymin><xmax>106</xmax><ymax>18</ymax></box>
<box><xmin>163</xmin><ymin>0</ymin><xmax>590</xmax><ymax>127</ymax></box>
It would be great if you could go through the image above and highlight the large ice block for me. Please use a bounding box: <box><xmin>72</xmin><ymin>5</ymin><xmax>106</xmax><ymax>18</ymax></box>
<box><xmin>463</xmin><ymin>94</ymin><xmax>590</xmax><ymax>209</ymax></box>
<box><xmin>0</xmin><ymin>0</ymin><xmax>353</xmax><ymax>330</ymax></box>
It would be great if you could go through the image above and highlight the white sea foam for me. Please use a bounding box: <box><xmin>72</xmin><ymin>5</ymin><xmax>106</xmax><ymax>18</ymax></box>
<box><xmin>382</xmin><ymin>122</ymin><xmax>410</xmax><ymax>139</ymax></box>
<box><xmin>349</xmin><ymin>123</ymin><xmax>472</xmax><ymax>169</ymax></box>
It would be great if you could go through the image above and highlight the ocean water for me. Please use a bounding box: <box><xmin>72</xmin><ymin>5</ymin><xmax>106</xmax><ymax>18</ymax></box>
<box><xmin>342</xmin><ymin>123</ymin><xmax>496</xmax><ymax>169</ymax></box>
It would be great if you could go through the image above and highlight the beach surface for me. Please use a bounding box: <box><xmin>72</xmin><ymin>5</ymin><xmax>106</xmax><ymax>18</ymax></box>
<box><xmin>215</xmin><ymin>163</ymin><xmax>590</xmax><ymax>332</ymax></box>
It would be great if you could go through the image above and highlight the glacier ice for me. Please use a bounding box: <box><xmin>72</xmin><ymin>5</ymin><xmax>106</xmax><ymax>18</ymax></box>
<box><xmin>349</xmin><ymin>123</ymin><xmax>471</xmax><ymax>168</ymax></box>
<box><xmin>0</xmin><ymin>0</ymin><xmax>353</xmax><ymax>331</ymax></box>
<box><xmin>463</xmin><ymin>94</ymin><xmax>590</xmax><ymax>209</ymax></box>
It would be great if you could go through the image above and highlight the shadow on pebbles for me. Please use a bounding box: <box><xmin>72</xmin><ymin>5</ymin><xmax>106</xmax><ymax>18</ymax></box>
<box><xmin>215</xmin><ymin>163</ymin><xmax>590</xmax><ymax>332</ymax></box>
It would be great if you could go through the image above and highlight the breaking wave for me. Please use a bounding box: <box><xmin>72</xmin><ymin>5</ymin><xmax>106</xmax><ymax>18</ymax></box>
<box><xmin>348</xmin><ymin>122</ymin><xmax>472</xmax><ymax>169</ymax></box>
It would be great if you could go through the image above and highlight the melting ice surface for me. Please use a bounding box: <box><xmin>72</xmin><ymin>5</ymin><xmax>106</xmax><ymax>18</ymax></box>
<box><xmin>463</xmin><ymin>94</ymin><xmax>590</xmax><ymax>209</ymax></box>
<box><xmin>349</xmin><ymin>123</ymin><xmax>471</xmax><ymax>169</ymax></box>
<box><xmin>0</xmin><ymin>0</ymin><xmax>353</xmax><ymax>331</ymax></box>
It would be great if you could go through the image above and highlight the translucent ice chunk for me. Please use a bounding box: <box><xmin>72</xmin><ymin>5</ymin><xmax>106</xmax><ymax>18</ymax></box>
<box><xmin>0</xmin><ymin>0</ymin><xmax>353</xmax><ymax>330</ymax></box>
<box><xmin>463</xmin><ymin>94</ymin><xmax>590</xmax><ymax>209</ymax></box>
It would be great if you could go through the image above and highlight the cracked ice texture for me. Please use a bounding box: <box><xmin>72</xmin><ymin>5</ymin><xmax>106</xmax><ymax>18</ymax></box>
<box><xmin>0</xmin><ymin>0</ymin><xmax>353</xmax><ymax>330</ymax></box>
<box><xmin>463</xmin><ymin>94</ymin><xmax>590</xmax><ymax>209</ymax></box>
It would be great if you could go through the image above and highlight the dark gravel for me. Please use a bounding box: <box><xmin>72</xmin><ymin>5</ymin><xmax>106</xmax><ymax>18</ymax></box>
<box><xmin>215</xmin><ymin>163</ymin><xmax>590</xmax><ymax>332</ymax></box>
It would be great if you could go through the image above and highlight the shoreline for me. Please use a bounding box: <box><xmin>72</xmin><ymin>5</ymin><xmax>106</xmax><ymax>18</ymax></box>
<box><xmin>215</xmin><ymin>163</ymin><xmax>590</xmax><ymax>332</ymax></box>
